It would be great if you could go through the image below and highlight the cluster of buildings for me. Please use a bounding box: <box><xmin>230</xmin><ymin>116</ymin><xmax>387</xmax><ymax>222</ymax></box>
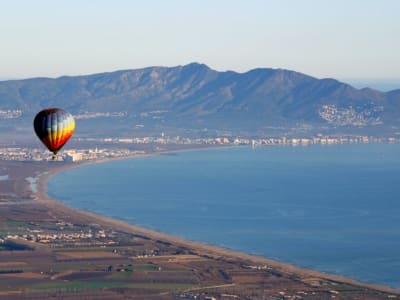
<box><xmin>177</xmin><ymin>292</ymin><xmax>217</xmax><ymax>300</ymax></box>
<box><xmin>63</xmin><ymin>148</ymin><xmax>145</xmax><ymax>162</ymax></box>
<box><xmin>0</xmin><ymin>109</ymin><xmax>22</xmax><ymax>119</ymax></box>
<box><xmin>0</xmin><ymin>147</ymin><xmax>145</xmax><ymax>162</ymax></box>
<box><xmin>3</xmin><ymin>228</ymin><xmax>115</xmax><ymax>245</ymax></box>
<box><xmin>319</xmin><ymin>104</ymin><xmax>383</xmax><ymax>126</ymax></box>
<box><xmin>247</xmin><ymin>135</ymin><xmax>397</xmax><ymax>146</ymax></box>
<box><xmin>0</xmin><ymin>134</ymin><xmax>398</xmax><ymax>162</ymax></box>
<box><xmin>74</xmin><ymin>111</ymin><xmax>127</xmax><ymax>119</ymax></box>
<box><xmin>81</xmin><ymin>134</ymin><xmax>398</xmax><ymax>146</ymax></box>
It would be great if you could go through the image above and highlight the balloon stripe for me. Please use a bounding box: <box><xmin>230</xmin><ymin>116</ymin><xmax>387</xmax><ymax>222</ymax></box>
<box><xmin>55</xmin><ymin>113</ymin><xmax>63</xmax><ymax>149</ymax></box>
<box><xmin>46</xmin><ymin>113</ymin><xmax>53</xmax><ymax>146</ymax></box>
<box><xmin>53</xmin><ymin>112</ymin><xmax>59</xmax><ymax>148</ymax></box>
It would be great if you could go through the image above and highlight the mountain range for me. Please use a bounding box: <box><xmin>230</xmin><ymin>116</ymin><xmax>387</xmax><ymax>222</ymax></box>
<box><xmin>0</xmin><ymin>63</ymin><xmax>399</xmax><ymax>137</ymax></box>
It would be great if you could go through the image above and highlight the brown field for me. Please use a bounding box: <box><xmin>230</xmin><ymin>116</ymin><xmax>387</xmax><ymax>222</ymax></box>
<box><xmin>0</xmin><ymin>272</ymin><xmax>48</xmax><ymax>279</ymax></box>
<box><xmin>56</xmin><ymin>251</ymin><xmax>122</xmax><ymax>259</ymax></box>
<box><xmin>0</xmin><ymin>262</ymin><xmax>28</xmax><ymax>267</ymax></box>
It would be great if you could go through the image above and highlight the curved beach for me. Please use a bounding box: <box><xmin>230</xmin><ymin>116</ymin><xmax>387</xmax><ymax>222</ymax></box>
<box><xmin>32</xmin><ymin>152</ymin><xmax>400</xmax><ymax>297</ymax></box>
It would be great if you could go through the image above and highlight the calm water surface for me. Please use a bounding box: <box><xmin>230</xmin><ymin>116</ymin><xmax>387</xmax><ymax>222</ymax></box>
<box><xmin>48</xmin><ymin>144</ymin><xmax>400</xmax><ymax>289</ymax></box>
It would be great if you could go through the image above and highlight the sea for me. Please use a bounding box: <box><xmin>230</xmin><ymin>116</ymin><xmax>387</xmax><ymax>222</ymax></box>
<box><xmin>48</xmin><ymin>143</ymin><xmax>400</xmax><ymax>289</ymax></box>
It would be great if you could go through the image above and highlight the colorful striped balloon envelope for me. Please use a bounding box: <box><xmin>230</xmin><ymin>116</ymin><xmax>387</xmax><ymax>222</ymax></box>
<box><xmin>33</xmin><ymin>108</ymin><xmax>75</xmax><ymax>159</ymax></box>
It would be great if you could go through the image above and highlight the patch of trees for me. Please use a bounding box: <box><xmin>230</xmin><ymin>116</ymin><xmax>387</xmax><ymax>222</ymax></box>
<box><xmin>0</xmin><ymin>241</ymin><xmax>34</xmax><ymax>251</ymax></box>
<box><xmin>0</xmin><ymin>269</ymin><xmax>23</xmax><ymax>274</ymax></box>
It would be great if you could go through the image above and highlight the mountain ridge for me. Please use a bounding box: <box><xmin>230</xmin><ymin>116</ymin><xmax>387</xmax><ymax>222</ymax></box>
<box><xmin>0</xmin><ymin>63</ymin><xmax>399</xmax><ymax>136</ymax></box>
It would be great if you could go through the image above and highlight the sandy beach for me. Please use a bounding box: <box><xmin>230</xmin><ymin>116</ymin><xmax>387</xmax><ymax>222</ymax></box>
<box><xmin>31</xmin><ymin>152</ymin><xmax>400</xmax><ymax>296</ymax></box>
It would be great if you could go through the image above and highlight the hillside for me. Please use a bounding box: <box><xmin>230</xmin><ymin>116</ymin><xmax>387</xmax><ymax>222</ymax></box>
<box><xmin>0</xmin><ymin>63</ymin><xmax>399</xmax><ymax>137</ymax></box>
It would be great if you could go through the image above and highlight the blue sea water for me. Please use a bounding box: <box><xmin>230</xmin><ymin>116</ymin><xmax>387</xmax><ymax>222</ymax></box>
<box><xmin>48</xmin><ymin>144</ymin><xmax>400</xmax><ymax>289</ymax></box>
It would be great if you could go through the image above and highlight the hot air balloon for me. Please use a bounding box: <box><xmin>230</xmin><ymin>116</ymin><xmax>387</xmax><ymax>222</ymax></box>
<box><xmin>33</xmin><ymin>108</ymin><xmax>75</xmax><ymax>160</ymax></box>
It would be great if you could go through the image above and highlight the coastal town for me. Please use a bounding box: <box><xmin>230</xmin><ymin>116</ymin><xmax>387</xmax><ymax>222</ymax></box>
<box><xmin>0</xmin><ymin>134</ymin><xmax>397</xmax><ymax>162</ymax></box>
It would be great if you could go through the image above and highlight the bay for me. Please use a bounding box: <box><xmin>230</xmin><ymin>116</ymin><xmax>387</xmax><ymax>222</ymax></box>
<box><xmin>48</xmin><ymin>144</ymin><xmax>400</xmax><ymax>289</ymax></box>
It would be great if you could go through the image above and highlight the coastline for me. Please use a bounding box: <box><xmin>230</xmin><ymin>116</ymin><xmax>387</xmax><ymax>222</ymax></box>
<box><xmin>32</xmin><ymin>148</ymin><xmax>400</xmax><ymax>296</ymax></box>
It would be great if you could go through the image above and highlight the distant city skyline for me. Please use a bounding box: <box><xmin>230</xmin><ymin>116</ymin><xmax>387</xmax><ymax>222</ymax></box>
<box><xmin>1</xmin><ymin>0</ymin><xmax>399</xmax><ymax>88</ymax></box>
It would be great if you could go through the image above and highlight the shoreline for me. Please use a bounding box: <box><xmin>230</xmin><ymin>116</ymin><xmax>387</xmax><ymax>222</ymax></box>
<box><xmin>34</xmin><ymin>148</ymin><xmax>400</xmax><ymax>296</ymax></box>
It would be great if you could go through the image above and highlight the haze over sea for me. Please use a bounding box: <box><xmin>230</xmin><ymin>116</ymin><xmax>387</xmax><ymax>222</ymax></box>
<box><xmin>48</xmin><ymin>144</ymin><xmax>400</xmax><ymax>289</ymax></box>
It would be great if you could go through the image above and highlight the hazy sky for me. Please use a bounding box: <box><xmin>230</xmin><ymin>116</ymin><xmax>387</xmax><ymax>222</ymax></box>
<box><xmin>1</xmin><ymin>0</ymin><xmax>399</xmax><ymax>84</ymax></box>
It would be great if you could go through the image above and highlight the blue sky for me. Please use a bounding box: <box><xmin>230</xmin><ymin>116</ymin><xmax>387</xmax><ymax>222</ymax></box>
<box><xmin>1</xmin><ymin>0</ymin><xmax>399</xmax><ymax>88</ymax></box>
